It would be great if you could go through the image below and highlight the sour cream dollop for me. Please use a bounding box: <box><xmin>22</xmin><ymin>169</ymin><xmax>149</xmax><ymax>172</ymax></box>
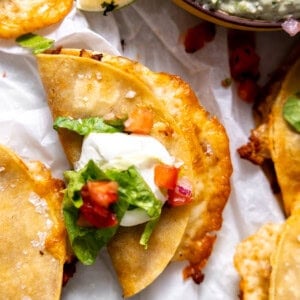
<box><xmin>75</xmin><ymin>132</ymin><xmax>179</xmax><ymax>226</ymax></box>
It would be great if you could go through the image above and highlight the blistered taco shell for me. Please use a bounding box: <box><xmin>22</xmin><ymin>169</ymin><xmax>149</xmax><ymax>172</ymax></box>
<box><xmin>265</xmin><ymin>58</ymin><xmax>300</xmax><ymax>215</ymax></box>
<box><xmin>0</xmin><ymin>145</ymin><xmax>66</xmax><ymax>299</ymax></box>
<box><xmin>37</xmin><ymin>49</ymin><xmax>232</xmax><ymax>297</ymax></box>
<box><xmin>234</xmin><ymin>223</ymin><xmax>283</xmax><ymax>300</ymax></box>
<box><xmin>269</xmin><ymin>213</ymin><xmax>300</xmax><ymax>299</ymax></box>
<box><xmin>0</xmin><ymin>0</ymin><xmax>73</xmax><ymax>39</ymax></box>
<box><xmin>239</xmin><ymin>55</ymin><xmax>300</xmax><ymax>216</ymax></box>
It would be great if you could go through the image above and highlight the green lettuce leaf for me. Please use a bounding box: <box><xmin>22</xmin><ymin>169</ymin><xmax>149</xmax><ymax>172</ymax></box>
<box><xmin>16</xmin><ymin>33</ymin><xmax>54</xmax><ymax>54</ymax></box>
<box><xmin>63</xmin><ymin>160</ymin><xmax>162</xmax><ymax>264</ymax></box>
<box><xmin>283</xmin><ymin>94</ymin><xmax>300</xmax><ymax>132</ymax></box>
<box><xmin>105</xmin><ymin>167</ymin><xmax>162</xmax><ymax>219</ymax></box>
<box><xmin>53</xmin><ymin>116</ymin><xmax>124</xmax><ymax>135</ymax></box>
<box><xmin>139</xmin><ymin>217</ymin><xmax>160</xmax><ymax>248</ymax></box>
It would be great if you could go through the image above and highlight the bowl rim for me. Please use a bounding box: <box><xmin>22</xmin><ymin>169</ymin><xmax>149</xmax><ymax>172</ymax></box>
<box><xmin>183</xmin><ymin>0</ymin><xmax>283</xmax><ymax>29</ymax></box>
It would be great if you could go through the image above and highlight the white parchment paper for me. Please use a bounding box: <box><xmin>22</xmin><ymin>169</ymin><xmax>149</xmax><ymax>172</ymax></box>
<box><xmin>0</xmin><ymin>0</ymin><xmax>299</xmax><ymax>299</ymax></box>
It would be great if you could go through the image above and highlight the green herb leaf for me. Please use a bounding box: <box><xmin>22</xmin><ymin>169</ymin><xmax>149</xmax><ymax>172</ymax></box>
<box><xmin>16</xmin><ymin>33</ymin><xmax>54</xmax><ymax>54</ymax></box>
<box><xmin>53</xmin><ymin>116</ymin><xmax>124</xmax><ymax>135</ymax></box>
<box><xmin>63</xmin><ymin>161</ymin><xmax>163</xmax><ymax>264</ymax></box>
<box><xmin>283</xmin><ymin>94</ymin><xmax>300</xmax><ymax>132</ymax></box>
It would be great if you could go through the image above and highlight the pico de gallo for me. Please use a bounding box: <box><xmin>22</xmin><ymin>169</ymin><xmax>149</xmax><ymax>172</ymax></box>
<box><xmin>54</xmin><ymin>107</ymin><xmax>193</xmax><ymax>265</ymax></box>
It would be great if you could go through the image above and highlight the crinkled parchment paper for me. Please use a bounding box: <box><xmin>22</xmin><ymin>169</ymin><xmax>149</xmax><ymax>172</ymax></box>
<box><xmin>0</xmin><ymin>1</ymin><xmax>299</xmax><ymax>299</ymax></box>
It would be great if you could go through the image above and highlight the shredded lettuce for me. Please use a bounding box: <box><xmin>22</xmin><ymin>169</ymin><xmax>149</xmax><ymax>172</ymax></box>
<box><xmin>139</xmin><ymin>217</ymin><xmax>160</xmax><ymax>248</ymax></box>
<box><xmin>16</xmin><ymin>33</ymin><xmax>54</xmax><ymax>54</ymax></box>
<box><xmin>105</xmin><ymin>167</ymin><xmax>162</xmax><ymax>218</ymax></box>
<box><xmin>54</xmin><ymin>116</ymin><xmax>124</xmax><ymax>135</ymax></box>
<box><xmin>63</xmin><ymin>160</ymin><xmax>163</xmax><ymax>265</ymax></box>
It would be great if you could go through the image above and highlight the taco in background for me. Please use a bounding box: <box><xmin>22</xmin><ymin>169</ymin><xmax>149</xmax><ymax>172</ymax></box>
<box><xmin>236</xmin><ymin>44</ymin><xmax>300</xmax><ymax>299</ymax></box>
<box><xmin>0</xmin><ymin>145</ymin><xmax>67</xmax><ymax>299</ymax></box>
<box><xmin>238</xmin><ymin>45</ymin><xmax>300</xmax><ymax>217</ymax></box>
<box><xmin>234</xmin><ymin>213</ymin><xmax>300</xmax><ymax>300</ymax></box>
<box><xmin>37</xmin><ymin>48</ymin><xmax>232</xmax><ymax>297</ymax></box>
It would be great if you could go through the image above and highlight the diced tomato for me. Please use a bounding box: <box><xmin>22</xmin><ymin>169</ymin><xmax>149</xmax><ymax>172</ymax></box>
<box><xmin>79</xmin><ymin>180</ymin><xmax>119</xmax><ymax>228</ymax></box>
<box><xmin>229</xmin><ymin>45</ymin><xmax>260</xmax><ymax>80</ymax></box>
<box><xmin>237</xmin><ymin>79</ymin><xmax>260</xmax><ymax>103</ymax></box>
<box><xmin>79</xmin><ymin>201</ymin><xmax>118</xmax><ymax>228</ymax></box>
<box><xmin>227</xmin><ymin>29</ymin><xmax>261</xmax><ymax>104</ymax></box>
<box><xmin>85</xmin><ymin>181</ymin><xmax>118</xmax><ymax>208</ymax></box>
<box><xmin>184</xmin><ymin>22</ymin><xmax>216</xmax><ymax>53</ymax></box>
<box><xmin>124</xmin><ymin>107</ymin><xmax>154</xmax><ymax>134</ymax></box>
<box><xmin>154</xmin><ymin>164</ymin><xmax>179</xmax><ymax>190</ymax></box>
<box><xmin>167</xmin><ymin>189</ymin><xmax>192</xmax><ymax>206</ymax></box>
<box><xmin>167</xmin><ymin>179</ymin><xmax>193</xmax><ymax>207</ymax></box>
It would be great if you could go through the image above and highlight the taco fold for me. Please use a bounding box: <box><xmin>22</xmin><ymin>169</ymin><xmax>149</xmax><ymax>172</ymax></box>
<box><xmin>36</xmin><ymin>48</ymin><xmax>232</xmax><ymax>297</ymax></box>
<box><xmin>235</xmin><ymin>43</ymin><xmax>300</xmax><ymax>299</ymax></box>
<box><xmin>0</xmin><ymin>145</ymin><xmax>67</xmax><ymax>299</ymax></box>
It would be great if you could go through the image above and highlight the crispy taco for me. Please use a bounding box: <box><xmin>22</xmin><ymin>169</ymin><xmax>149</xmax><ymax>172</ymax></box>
<box><xmin>36</xmin><ymin>48</ymin><xmax>232</xmax><ymax>297</ymax></box>
<box><xmin>235</xmin><ymin>44</ymin><xmax>300</xmax><ymax>299</ymax></box>
<box><xmin>238</xmin><ymin>44</ymin><xmax>300</xmax><ymax>216</ymax></box>
<box><xmin>234</xmin><ymin>216</ymin><xmax>300</xmax><ymax>300</ymax></box>
<box><xmin>0</xmin><ymin>145</ymin><xmax>67</xmax><ymax>299</ymax></box>
<box><xmin>0</xmin><ymin>0</ymin><xmax>73</xmax><ymax>39</ymax></box>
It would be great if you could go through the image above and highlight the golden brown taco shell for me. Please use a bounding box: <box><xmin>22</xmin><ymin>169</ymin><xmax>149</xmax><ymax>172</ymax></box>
<box><xmin>0</xmin><ymin>145</ymin><xmax>67</xmax><ymax>299</ymax></box>
<box><xmin>37</xmin><ymin>49</ymin><xmax>232</xmax><ymax>297</ymax></box>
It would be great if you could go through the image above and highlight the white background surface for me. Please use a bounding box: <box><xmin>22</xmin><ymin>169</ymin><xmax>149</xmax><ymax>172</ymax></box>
<box><xmin>0</xmin><ymin>1</ymin><xmax>299</xmax><ymax>299</ymax></box>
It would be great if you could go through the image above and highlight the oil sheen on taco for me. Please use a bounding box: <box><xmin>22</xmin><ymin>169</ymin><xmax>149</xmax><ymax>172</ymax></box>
<box><xmin>235</xmin><ymin>45</ymin><xmax>300</xmax><ymax>299</ymax></box>
<box><xmin>36</xmin><ymin>48</ymin><xmax>232</xmax><ymax>297</ymax></box>
<box><xmin>0</xmin><ymin>145</ymin><xmax>67</xmax><ymax>299</ymax></box>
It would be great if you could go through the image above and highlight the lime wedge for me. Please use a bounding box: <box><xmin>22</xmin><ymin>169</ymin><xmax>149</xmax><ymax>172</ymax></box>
<box><xmin>76</xmin><ymin>0</ymin><xmax>135</xmax><ymax>13</ymax></box>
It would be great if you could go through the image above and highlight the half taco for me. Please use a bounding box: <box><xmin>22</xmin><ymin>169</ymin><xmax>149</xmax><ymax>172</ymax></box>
<box><xmin>234</xmin><ymin>213</ymin><xmax>300</xmax><ymax>300</ymax></box>
<box><xmin>235</xmin><ymin>43</ymin><xmax>300</xmax><ymax>299</ymax></box>
<box><xmin>0</xmin><ymin>145</ymin><xmax>67</xmax><ymax>299</ymax></box>
<box><xmin>36</xmin><ymin>48</ymin><xmax>232</xmax><ymax>297</ymax></box>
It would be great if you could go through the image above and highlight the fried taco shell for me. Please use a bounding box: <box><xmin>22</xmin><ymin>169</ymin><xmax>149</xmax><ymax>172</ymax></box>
<box><xmin>234</xmin><ymin>213</ymin><xmax>300</xmax><ymax>300</ymax></box>
<box><xmin>238</xmin><ymin>47</ymin><xmax>300</xmax><ymax>216</ymax></box>
<box><xmin>37</xmin><ymin>49</ymin><xmax>232</xmax><ymax>297</ymax></box>
<box><xmin>0</xmin><ymin>145</ymin><xmax>67</xmax><ymax>299</ymax></box>
<box><xmin>0</xmin><ymin>0</ymin><xmax>73</xmax><ymax>39</ymax></box>
<box><xmin>269</xmin><ymin>213</ymin><xmax>300</xmax><ymax>299</ymax></box>
<box><xmin>236</xmin><ymin>44</ymin><xmax>300</xmax><ymax>299</ymax></box>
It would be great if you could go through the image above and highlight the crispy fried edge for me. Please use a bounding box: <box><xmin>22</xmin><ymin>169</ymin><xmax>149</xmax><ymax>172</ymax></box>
<box><xmin>0</xmin><ymin>0</ymin><xmax>73</xmax><ymax>39</ymax></box>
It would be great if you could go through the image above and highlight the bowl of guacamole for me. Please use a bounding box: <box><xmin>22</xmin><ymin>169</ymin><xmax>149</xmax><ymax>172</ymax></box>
<box><xmin>173</xmin><ymin>0</ymin><xmax>300</xmax><ymax>31</ymax></box>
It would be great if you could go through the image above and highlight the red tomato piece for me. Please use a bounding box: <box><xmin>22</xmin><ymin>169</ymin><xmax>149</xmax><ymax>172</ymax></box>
<box><xmin>229</xmin><ymin>45</ymin><xmax>260</xmax><ymax>80</ymax></box>
<box><xmin>227</xmin><ymin>30</ymin><xmax>261</xmax><ymax>104</ymax></box>
<box><xmin>85</xmin><ymin>181</ymin><xmax>118</xmax><ymax>207</ymax></box>
<box><xmin>237</xmin><ymin>79</ymin><xmax>260</xmax><ymax>103</ymax></box>
<box><xmin>154</xmin><ymin>164</ymin><xmax>179</xmax><ymax>190</ymax></box>
<box><xmin>124</xmin><ymin>107</ymin><xmax>154</xmax><ymax>134</ymax></box>
<box><xmin>79</xmin><ymin>180</ymin><xmax>119</xmax><ymax>228</ymax></box>
<box><xmin>79</xmin><ymin>201</ymin><xmax>118</xmax><ymax>228</ymax></box>
<box><xmin>184</xmin><ymin>22</ymin><xmax>216</xmax><ymax>53</ymax></box>
<box><xmin>167</xmin><ymin>183</ymin><xmax>193</xmax><ymax>207</ymax></box>
<box><xmin>167</xmin><ymin>189</ymin><xmax>192</xmax><ymax>207</ymax></box>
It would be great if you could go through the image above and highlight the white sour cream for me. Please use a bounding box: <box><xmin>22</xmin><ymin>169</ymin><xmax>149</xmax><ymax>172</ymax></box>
<box><xmin>75</xmin><ymin>132</ymin><xmax>178</xmax><ymax>226</ymax></box>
